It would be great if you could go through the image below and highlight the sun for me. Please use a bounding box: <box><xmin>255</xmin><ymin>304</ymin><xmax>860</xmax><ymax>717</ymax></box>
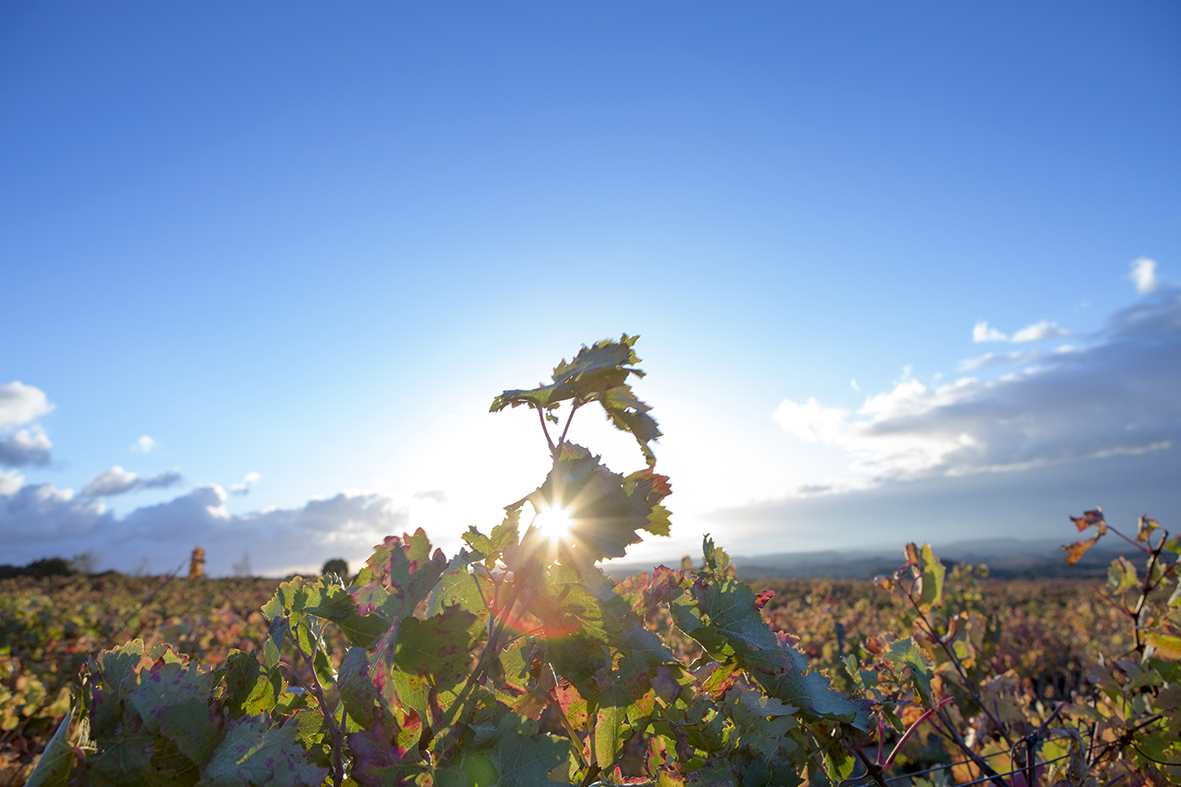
<box><xmin>534</xmin><ymin>504</ymin><xmax>574</xmax><ymax>543</ymax></box>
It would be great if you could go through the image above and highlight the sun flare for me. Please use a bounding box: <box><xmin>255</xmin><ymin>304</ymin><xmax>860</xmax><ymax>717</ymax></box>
<box><xmin>534</xmin><ymin>505</ymin><xmax>574</xmax><ymax>543</ymax></box>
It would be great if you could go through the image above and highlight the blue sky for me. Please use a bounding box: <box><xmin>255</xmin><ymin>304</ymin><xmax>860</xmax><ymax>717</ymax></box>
<box><xmin>2</xmin><ymin>2</ymin><xmax>1179</xmax><ymax>575</ymax></box>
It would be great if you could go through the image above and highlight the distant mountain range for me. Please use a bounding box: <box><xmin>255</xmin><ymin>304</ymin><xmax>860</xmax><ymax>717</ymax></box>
<box><xmin>605</xmin><ymin>537</ymin><xmax>1142</xmax><ymax>580</ymax></box>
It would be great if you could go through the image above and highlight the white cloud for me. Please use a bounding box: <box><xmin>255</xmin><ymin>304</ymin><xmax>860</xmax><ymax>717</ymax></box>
<box><xmin>775</xmin><ymin>286</ymin><xmax>1181</xmax><ymax>485</ymax></box>
<box><xmin>132</xmin><ymin>435</ymin><xmax>157</xmax><ymax>453</ymax></box>
<box><xmin>0</xmin><ymin>427</ymin><xmax>52</xmax><ymax>468</ymax></box>
<box><xmin>0</xmin><ymin>382</ymin><xmax>53</xmax><ymax>431</ymax></box>
<box><xmin>850</xmin><ymin>379</ymin><xmax>860</xmax><ymax>392</ymax></box>
<box><xmin>972</xmin><ymin>321</ymin><xmax>1008</xmax><ymax>342</ymax></box>
<box><xmin>82</xmin><ymin>465</ymin><xmax>183</xmax><ymax>497</ymax></box>
<box><xmin>1129</xmin><ymin>257</ymin><xmax>1159</xmax><ymax>294</ymax></box>
<box><xmin>229</xmin><ymin>471</ymin><xmax>261</xmax><ymax>496</ymax></box>
<box><xmin>414</xmin><ymin>489</ymin><xmax>448</xmax><ymax>503</ymax></box>
<box><xmin>0</xmin><ymin>382</ymin><xmax>54</xmax><ymax>467</ymax></box>
<box><xmin>0</xmin><ymin>470</ymin><xmax>24</xmax><ymax>496</ymax></box>
<box><xmin>1011</xmin><ymin>320</ymin><xmax>1072</xmax><ymax>342</ymax></box>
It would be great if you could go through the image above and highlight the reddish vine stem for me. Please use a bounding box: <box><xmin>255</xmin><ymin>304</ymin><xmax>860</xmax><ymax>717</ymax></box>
<box><xmin>290</xmin><ymin>621</ymin><xmax>344</xmax><ymax>787</ymax></box>
<box><xmin>902</xmin><ymin>583</ymin><xmax>1014</xmax><ymax>750</ymax></box>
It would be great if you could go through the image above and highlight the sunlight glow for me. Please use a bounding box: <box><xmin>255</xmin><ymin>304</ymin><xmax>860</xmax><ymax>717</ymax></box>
<box><xmin>534</xmin><ymin>505</ymin><xmax>574</xmax><ymax>543</ymax></box>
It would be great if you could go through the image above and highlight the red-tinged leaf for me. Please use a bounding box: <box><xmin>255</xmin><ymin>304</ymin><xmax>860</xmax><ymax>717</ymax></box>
<box><xmin>553</xmin><ymin>681</ymin><xmax>589</xmax><ymax>729</ymax></box>
<box><xmin>903</xmin><ymin>542</ymin><xmax>921</xmax><ymax>566</ymax></box>
<box><xmin>348</xmin><ymin>718</ymin><xmax>423</xmax><ymax>787</ymax></box>
<box><xmin>1063</xmin><ymin>536</ymin><xmax>1101</xmax><ymax>566</ymax></box>
<box><xmin>339</xmin><ymin>647</ymin><xmax>388</xmax><ymax>731</ymax></box>
<box><xmin>1071</xmin><ymin>508</ymin><xmax>1107</xmax><ymax>535</ymax></box>
<box><xmin>753</xmin><ymin>589</ymin><xmax>775</xmax><ymax>611</ymax></box>
<box><xmin>351</xmin><ymin>530</ymin><xmax>449</xmax><ymax>621</ymax></box>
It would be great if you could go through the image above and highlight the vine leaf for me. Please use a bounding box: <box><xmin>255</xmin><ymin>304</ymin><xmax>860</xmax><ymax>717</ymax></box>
<box><xmin>222</xmin><ymin>650</ymin><xmax>281</xmax><ymax>718</ymax></box>
<box><xmin>524</xmin><ymin>444</ymin><xmax>672</xmax><ymax>562</ymax></box>
<box><xmin>491</xmin><ymin>335</ymin><xmax>661</xmax><ymax>464</ymax></box>
<box><xmin>128</xmin><ymin>659</ymin><xmax>219</xmax><ymax>765</ymax></box>
<box><xmin>1063</xmin><ymin>536</ymin><xmax>1101</xmax><ymax>566</ymax></box>
<box><xmin>23</xmin><ymin>705</ymin><xmax>74</xmax><ymax>787</ymax></box>
<box><xmin>201</xmin><ymin>715</ymin><xmax>328</xmax><ymax>787</ymax></box>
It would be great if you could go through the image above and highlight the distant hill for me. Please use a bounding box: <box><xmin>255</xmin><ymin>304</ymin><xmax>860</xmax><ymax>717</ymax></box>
<box><xmin>605</xmin><ymin>537</ymin><xmax>1142</xmax><ymax>580</ymax></box>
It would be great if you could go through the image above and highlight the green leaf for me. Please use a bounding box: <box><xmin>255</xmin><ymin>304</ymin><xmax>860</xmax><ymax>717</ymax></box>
<box><xmin>1145</xmin><ymin>631</ymin><xmax>1181</xmax><ymax>659</ymax></box>
<box><xmin>128</xmin><ymin>660</ymin><xmax>219</xmax><ymax>766</ymax></box>
<box><xmin>913</xmin><ymin>543</ymin><xmax>945</xmax><ymax>612</ymax></box>
<box><xmin>491</xmin><ymin>335</ymin><xmax>661</xmax><ymax>464</ymax></box>
<box><xmin>1107</xmin><ymin>556</ymin><xmax>1139</xmax><ymax>594</ymax></box>
<box><xmin>264</xmin><ymin>574</ymin><xmax>389</xmax><ymax>649</ymax></box>
<box><xmin>591</xmin><ymin>685</ymin><xmax>632</xmax><ymax>770</ymax></box>
<box><xmin>200</xmin><ymin>715</ymin><xmax>328</xmax><ymax>787</ymax></box>
<box><xmin>676</xmin><ymin>571</ymin><xmax>867</xmax><ymax>727</ymax></box>
<box><xmin>222</xmin><ymin>650</ymin><xmax>281</xmax><ymax>718</ymax></box>
<box><xmin>25</xmin><ymin>705</ymin><xmax>75</xmax><ymax>787</ymax></box>
<box><xmin>824</xmin><ymin>742</ymin><xmax>855</xmax><ymax>782</ymax></box>
<box><xmin>492</xmin><ymin>726</ymin><xmax>571</xmax><ymax>787</ymax></box>
<box><xmin>888</xmin><ymin>638</ymin><xmax>935</xmax><ymax>710</ymax></box>
<box><xmin>92</xmin><ymin>639</ymin><xmax>149</xmax><ymax>695</ymax></box>
<box><xmin>428</xmin><ymin>553</ymin><xmax>490</xmax><ymax>623</ymax></box>
<box><xmin>525</xmin><ymin>444</ymin><xmax>672</xmax><ymax>562</ymax></box>
<box><xmin>395</xmin><ymin>606</ymin><xmax>478</xmax><ymax>680</ymax></box>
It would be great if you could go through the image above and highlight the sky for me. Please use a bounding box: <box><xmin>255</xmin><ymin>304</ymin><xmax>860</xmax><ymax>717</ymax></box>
<box><xmin>2</xmin><ymin>2</ymin><xmax>1179</xmax><ymax>576</ymax></box>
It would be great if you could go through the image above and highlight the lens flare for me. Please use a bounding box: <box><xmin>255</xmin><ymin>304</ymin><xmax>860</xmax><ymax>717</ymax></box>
<box><xmin>534</xmin><ymin>505</ymin><xmax>573</xmax><ymax>543</ymax></box>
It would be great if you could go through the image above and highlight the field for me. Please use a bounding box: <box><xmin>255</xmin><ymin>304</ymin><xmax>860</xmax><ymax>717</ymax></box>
<box><xmin>0</xmin><ymin>565</ymin><xmax>1134</xmax><ymax>786</ymax></box>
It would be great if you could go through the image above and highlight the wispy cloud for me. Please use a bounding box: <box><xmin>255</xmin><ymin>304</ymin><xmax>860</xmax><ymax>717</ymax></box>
<box><xmin>1010</xmin><ymin>320</ymin><xmax>1072</xmax><ymax>342</ymax></box>
<box><xmin>82</xmin><ymin>466</ymin><xmax>182</xmax><ymax>497</ymax></box>
<box><xmin>972</xmin><ymin>320</ymin><xmax>1072</xmax><ymax>344</ymax></box>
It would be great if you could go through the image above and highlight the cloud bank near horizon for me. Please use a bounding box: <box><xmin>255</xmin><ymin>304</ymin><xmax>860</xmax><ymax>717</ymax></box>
<box><xmin>724</xmin><ymin>274</ymin><xmax>1180</xmax><ymax>552</ymax></box>
<box><xmin>0</xmin><ymin>477</ymin><xmax>409</xmax><ymax>577</ymax></box>
<box><xmin>773</xmin><ymin>285</ymin><xmax>1180</xmax><ymax>489</ymax></box>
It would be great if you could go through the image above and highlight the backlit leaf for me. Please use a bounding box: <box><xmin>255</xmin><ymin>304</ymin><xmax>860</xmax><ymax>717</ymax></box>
<box><xmin>201</xmin><ymin>715</ymin><xmax>328</xmax><ymax>787</ymax></box>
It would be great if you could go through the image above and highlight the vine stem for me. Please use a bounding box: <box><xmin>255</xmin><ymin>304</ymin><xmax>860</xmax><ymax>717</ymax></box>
<box><xmin>1131</xmin><ymin>529</ymin><xmax>1168</xmax><ymax>653</ymax></box>
<box><xmin>854</xmin><ymin>748</ymin><xmax>890</xmax><ymax>787</ymax></box>
<box><xmin>291</xmin><ymin>620</ymin><xmax>344</xmax><ymax>787</ymax></box>
<box><xmin>537</xmin><ymin>407</ymin><xmax>556</xmax><ymax>453</ymax></box>
<box><xmin>882</xmin><ymin>697</ymin><xmax>954</xmax><ymax>772</ymax></box>
<box><xmin>902</xmin><ymin>585</ymin><xmax>1014</xmax><ymax>750</ymax></box>
<box><xmin>555</xmin><ymin>399</ymin><xmax>581</xmax><ymax>456</ymax></box>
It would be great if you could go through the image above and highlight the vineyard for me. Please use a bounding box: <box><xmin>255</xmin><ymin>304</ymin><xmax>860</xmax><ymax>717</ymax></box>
<box><xmin>2</xmin><ymin>337</ymin><xmax>1178</xmax><ymax>787</ymax></box>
